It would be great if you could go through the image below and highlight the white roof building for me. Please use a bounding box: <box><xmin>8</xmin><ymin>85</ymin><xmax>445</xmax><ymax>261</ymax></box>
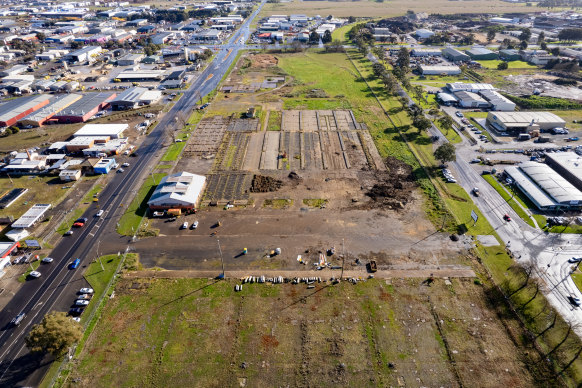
<box><xmin>73</xmin><ymin>124</ymin><xmax>128</xmax><ymax>139</ymax></box>
<box><xmin>148</xmin><ymin>172</ymin><xmax>206</xmax><ymax>210</ymax></box>
<box><xmin>12</xmin><ymin>204</ymin><xmax>51</xmax><ymax>228</ymax></box>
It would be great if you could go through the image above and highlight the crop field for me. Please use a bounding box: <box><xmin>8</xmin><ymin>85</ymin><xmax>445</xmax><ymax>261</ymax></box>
<box><xmin>259</xmin><ymin>0</ymin><xmax>540</xmax><ymax>18</ymax></box>
<box><xmin>68</xmin><ymin>276</ymin><xmax>553</xmax><ymax>388</ymax></box>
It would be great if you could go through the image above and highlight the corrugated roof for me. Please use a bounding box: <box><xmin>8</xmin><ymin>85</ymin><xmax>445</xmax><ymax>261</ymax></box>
<box><xmin>519</xmin><ymin>161</ymin><xmax>582</xmax><ymax>204</ymax></box>
<box><xmin>0</xmin><ymin>95</ymin><xmax>50</xmax><ymax>122</ymax></box>
<box><xmin>54</xmin><ymin>92</ymin><xmax>115</xmax><ymax>117</ymax></box>
<box><xmin>148</xmin><ymin>172</ymin><xmax>206</xmax><ymax>207</ymax></box>
<box><xmin>545</xmin><ymin>152</ymin><xmax>582</xmax><ymax>183</ymax></box>
<box><xmin>488</xmin><ymin>111</ymin><xmax>566</xmax><ymax>125</ymax></box>
<box><xmin>505</xmin><ymin>165</ymin><xmax>556</xmax><ymax>208</ymax></box>
<box><xmin>19</xmin><ymin>94</ymin><xmax>82</xmax><ymax>123</ymax></box>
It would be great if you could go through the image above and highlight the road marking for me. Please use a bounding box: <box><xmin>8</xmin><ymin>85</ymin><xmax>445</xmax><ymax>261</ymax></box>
<box><xmin>222</xmin><ymin>49</ymin><xmax>233</xmax><ymax>62</ymax></box>
<box><xmin>205</xmin><ymin>74</ymin><xmax>214</xmax><ymax>83</ymax></box>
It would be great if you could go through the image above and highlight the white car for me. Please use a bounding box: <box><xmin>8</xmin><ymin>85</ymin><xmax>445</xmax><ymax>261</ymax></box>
<box><xmin>41</xmin><ymin>257</ymin><xmax>54</xmax><ymax>263</ymax></box>
<box><xmin>29</xmin><ymin>271</ymin><xmax>41</xmax><ymax>278</ymax></box>
<box><xmin>96</xmin><ymin>210</ymin><xmax>104</xmax><ymax>217</ymax></box>
<box><xmin>181</xmin><ymin>222</ymin><xmax>188</xmax><ymax>229</ymax></box>
<box><xmin>72</xmin><ymin>317</ymin><xmax>81</xmax><ymax>322</ymax></box>
<box><xmin>191</xmin><ymin>220</ymin><xmax>199</xmax><ymax>229</ymax></box>
<box><xmin>122</xmin><ymin>163</ymin><xmax>130</xmax><ymax>167</ymax></box>
<box><xmin>79</xmin><ymin>288</ymin><xmax>94</xmax><ymax>294</ymax></box>
<box><xmin>75</xmin><ymin>300</ymin><xmax>90</xmax><ymax>306</ymax></box>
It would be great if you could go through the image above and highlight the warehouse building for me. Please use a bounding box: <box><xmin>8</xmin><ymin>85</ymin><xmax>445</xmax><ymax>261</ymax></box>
<box><xmin>117</xmin><ymin>53</ymin><xmax>145</xmax><ymax>66</ymax></box>
<box><xmin>116</xmin><ymin>69</ymin><xmax>166</xmax><ymax>82</ymax></box>
<box><xmin>110</xmin><ymin>87</ymin><xmax>151</xmax><ymax>110</ymax></box>
<box><xmin>18</xmin><ymin>93</ymin><xmax>82</xmax><ymax>127</ymax></box>
<box><xmin>486</xmin><ymin>111</ymin><xmax>566</xmax><ymax>133</ymax></box>
<box><xmin>437</xmin><ymin>92</ymin><xmax>457</xmax><ymax>106</ymax></box>
<box><xmin>419</xmin><ymin>65</ymin><xmax>461</xmax><ymax>75</ymax></box>
<box><xmin>446</xmin><ymin>83</ymin><xmax>495</xmax><ymax>93</ymax></box>
<box><xmin>53</xmin><ymin>92</ymin><xmax>116</xmax><ymax>123</ymax></box>
<box><xmin>148</xmin><ymin>172</ymin><xmax>206</xmax><ymax>212</ymax></box>
<box><xmin>545</xmin><ymin>152</ymin><xmax>582</xmax><ymax>192</ymax></box>
<box><xmin>63</xmin><ymin>46</ymin><xmax>102</xmax><ymax>63</ymax></box>
<box><xmin>466</xmin><ymin>47</ymin><xmax>498</xmax><ymax>60</ymax></box>
<box><xmin>73</xmin><ymin>123</ymin><xmax>128</xmax><ymax>139</ymax></box>
<box><xmin>411</xmin><ymin>48</ymin><xmax>442</xmax><ymax>57</ymax></box>
<box><xmin>442</xmin><ymin>47</ymin><xmax>470</xmax><ymax>62</ymax></box>
<box><xmin>0</xmin><ymin>95</ymin><xmax>50</xmax><ymax>127</ymax></box>
<box><xmin>505</xmin><ymin>162</ymin><xmax>582</xmax><ymax>210</ymax></box>
<box><xmin>454</xmin><ymin>91</ymin><xmax>490</xmax><ymax>109</ymax></box>
<box><xmin>12</xmin><ymin>204</ymin><xmax>51</xmax><ymax>228</ymax></box>
<box><xmin>499</xmin><ymin>49</ymin><xmax>521</xmax><ymax>61</ymax></box>
<box><xmin>479</xmin><ymin>90</ymin><xmax>516</xmax><ymax>111</ymax></box>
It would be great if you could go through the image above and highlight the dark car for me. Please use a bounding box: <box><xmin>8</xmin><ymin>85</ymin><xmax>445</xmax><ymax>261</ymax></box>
<box><xmin>503</xmin><ymin>214</ymin><xmax>511</xmax><ymax>222</ymax></box>
<box><xmin>68</xmin><ymin>307</ymin><xmax>84</xmax><ymax>316</ymax></box>
<box><xmin>76</xmin><ymin>218</ymin><xmax>88</xmax><ymax>223</ymax></box>
<box><xmin>568</xmin><ymin>295</ymin><xmax>581</xmax><ymax>307</ymax></box>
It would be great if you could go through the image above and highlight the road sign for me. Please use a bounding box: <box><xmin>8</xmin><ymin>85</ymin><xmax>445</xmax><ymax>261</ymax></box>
<box><xmin>471</xmin><ymin>210</ymin><xmax>478</xmax><ymax>224</ymax></box>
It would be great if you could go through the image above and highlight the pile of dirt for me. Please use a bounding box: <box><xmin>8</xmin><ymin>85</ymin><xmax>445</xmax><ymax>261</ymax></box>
<box><xmin>250</xmin><ymin>54</ymin><xmax>278</xmax><ymax>68</ymax></box>
<box><xmin>364</xmin><ymin>157</ymin><xmax>416</xmax><ymax>210</ymax></box>
<box><xmin>250</xmin><ymin>175</ymin><xmax>283</xmax><ymax>193</ymax></box>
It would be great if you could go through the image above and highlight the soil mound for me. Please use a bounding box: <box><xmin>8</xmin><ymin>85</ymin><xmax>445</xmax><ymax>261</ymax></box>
<box><xmin>250</xmin><ymin>175</ymin><xmax>283</xmax><ymax>193</ymax></box>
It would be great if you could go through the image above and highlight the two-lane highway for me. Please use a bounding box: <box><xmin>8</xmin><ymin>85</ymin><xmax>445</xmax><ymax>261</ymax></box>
<box><xmin>0</xmin><ymin>1</ymin><xmax>266</xmax><ymax>385</ymax></box>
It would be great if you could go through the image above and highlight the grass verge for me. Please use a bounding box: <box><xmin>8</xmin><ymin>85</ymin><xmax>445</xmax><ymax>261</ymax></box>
<box><xmin>482</xmin><ymin>174</ymin><xmax>536</xmax><ymax>228</ymax></box>
<box><xmin>17</xmin><ymin>260</ymin><xmax>41</xmax><ymax>283</ymax></box>
<box><xmin>117</xmin><ymin>174</ymin><xmax>166</xmax><ymax>236</ymax></box>
<box><xmin>160</xmin><ymin>142</ymin><xmax>186</xmax><ymax>162</ymax></box>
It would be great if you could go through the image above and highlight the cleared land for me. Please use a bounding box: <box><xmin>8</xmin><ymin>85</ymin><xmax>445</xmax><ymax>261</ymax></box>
<box><xmin>68</xmin><ymin>276</ymin><xmax>552</xmax><ymax>387</ymax></box>
<box><xmin>259</xmin><ymin>0</ymin><xmax>540</xmax><ymax>18</ymax></box>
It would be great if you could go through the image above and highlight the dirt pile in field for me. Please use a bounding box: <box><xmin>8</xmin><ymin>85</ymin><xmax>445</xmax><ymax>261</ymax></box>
<box><xmin>364</xmin><ymin>157</ymin><xmax>416</xmax><ymax>210</ymax></box>
<box><xmin>250</xmin><ymin>54</ymin><xmax>278</xmax><ymax>68</ymax></box>
<box><xmin>250</xmin><ymin>175</ymin><xmax>283</xmax><ymax>193</ymax></box>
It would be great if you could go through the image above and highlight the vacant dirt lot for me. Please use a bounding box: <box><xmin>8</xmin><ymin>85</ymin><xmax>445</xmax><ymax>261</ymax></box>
<box><xmin>68</xmin><ymin>277</ymin><xmax>553</xmax><ymax>387</ymax></box>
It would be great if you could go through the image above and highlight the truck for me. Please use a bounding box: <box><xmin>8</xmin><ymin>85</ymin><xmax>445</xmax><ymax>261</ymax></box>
<box><xmin>368</xmin><ymin>260</ymin><xmax>377</xmax><ymax>273</ymax></box>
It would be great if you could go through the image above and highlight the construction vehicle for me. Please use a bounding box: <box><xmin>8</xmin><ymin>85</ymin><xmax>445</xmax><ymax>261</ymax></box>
<box><xmin>368</xmin><ymin>260</ymin><xmax>377</xmax><ymax>273</ymax></box>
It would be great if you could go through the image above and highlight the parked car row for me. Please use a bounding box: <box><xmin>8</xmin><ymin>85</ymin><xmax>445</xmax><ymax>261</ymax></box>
<box><xmin>68</xmin><ymin>288</ymin><xmax>94</xmax><ymax>320</ymax></box>
<box><xmin>181</xmin><ymin>220</ymin><xmax>199</xmax><ymax>230</ymax></box>
<box><xmin>442</xmin><ymin>167</ymin><xmax>456</xmax><ymax>183</ymax></box>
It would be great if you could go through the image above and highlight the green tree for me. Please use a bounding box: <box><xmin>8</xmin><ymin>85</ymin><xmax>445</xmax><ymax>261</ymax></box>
<box><xmin>520</xmin><ymin>28</ymin><xmax>532</xmax><ymax>42</ymax></box>
<box><xmin>486</xmin><ymin>30</ymin><xmax>496</xmax><ymax>43</ymax></box>
<box><xmin>439</xmin><ymin>115</ymin><xmax>454</xmax><ymax>133</ymax></box>
<box><xmin>26</xmin><ymin>312</ymin><xmax>82</xmax><ymax>359</ymax></box>
<box><xmin>519</xmin><ymin>40</ymin><xmax>528</xmax><ymax>50</ymax></box>
<box><xmin>497</xmin><ymin>61</ymin><xmax>509</xmax><ymax>70</ymax></box>
<box><xmin>322</xmin><ymin>29</ymin><xmax>332</xmax><ymax>44</ymax></box>
<box><xmin>551</xmin><ymin>47</ymin><xmax>560</xmax><ymax>56</ymax></box>
<box><xmin>537</xmin><ymin>31</ymin><xmax>545</xmax><ymax>44</ymax></box>
<box><xmin>434</xmin><ymin>143</ymin><xmax>456</xmax><ymax>164</ymax></box>
<box><xmin>396</xmin><ymin>47</ymin><xmax>410</xmax><ymax>72</ymax></box>
<box><xmin>540</xmin><ymin>41</ymin><xmax>548</xmax><ymax>51</ymax></box>
<box><xmin>412</xmin><ymin>115</ymin><xmax>432</xmax><ymax>133</ymax></box>
<box><xmin>308</xmin><ymin>30</ymin><xmax>320</xmax><ymax>45</ymax></box>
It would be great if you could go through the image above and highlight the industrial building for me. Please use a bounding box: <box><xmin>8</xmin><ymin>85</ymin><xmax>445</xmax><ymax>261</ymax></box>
<box><xmin>117</xmin><ymin>53</ymin><xmax>145</xmax><ymax>66</ymax></box>
<box><xmin>411</xmin><ymin>48</ymin><xmax>442</xmax><ymax>57</ymax></box>
<box><xmin>479</xmin><ymin>90</ymin><xmax>516</xmax><ymax>111</ymax></box>
<box><xmin>419</xmin><ymin>65</ymin><xmax>461</xmax><ymax>75</ymax></box>
<box><xmin>93</xmin><ymin>158</ymin><xmax>117</xmax><ymax>174</ymax></box>
<box><xmin>499</xmin><ymin>49</ymin><xmax>521</xmax><ymax>61</ymax></box>
<box><xmin>466</xmin><ymin>47</ymin><xmax>498</xmax><ymax>60</ymax></box>
<box><xmin>63</xmin><ymin>46</ymin><xmax>102</xmax><ymax>63</ymax></box>
<box><xmin>59</xmin><ymin>169</ymin><xmax>81</xmax><ymax>181</ymax></box>
<box><xmin>454</xmin><ymin>91</ymin><xmax>490</xmax><ymax>109</ymax></box>
<box><xmin>53</xmin><ymin>92</ymin><xmax>116</xmax><ymax>123</ymax></box>
<box><xmin>73</xmin><ymin>123</ymin><xmax>128</xmax><ymax>139</ymax></box>
<box><xmin>486</xmin><ymin>111</ymin><xmax>566</xmax><ymax>133</ymax></box>
<box><xmin>116</xmin><ymin>69</ymin><xmax>165</xmax><ymax>82</ymax></box>
<box><xmin>12</xmin><ymin>204</ymin><xmax>51</xmax><ymax>228</ymax></box>
<box><xmin>110</xmin><ymin>87</ymin><xmax>146</xmax><ymax>110</ymax></box>
<box><xmin>18</xmin><ymin>93</ymin><xmax>82</xmax><ymax>127</ymax></box>
<box><xmin>442</xmin><ymin>47</ymin><xmax>470</xmax><ymax>62</ymax></box>
<box><xmin>0</xmin><ymin>95</ymin><xmax>50</xmax><ymax>127</ymax></box>
<box><xmin>148</xmin><ymin>172</ymin><xmax>206</xmax><ymax>211</ymax></box>
<box><xmin>446</xmin><ymin>83</ymin><xmax>495</xmax><ymax>93</ymax></box>
<box><xmin>505</xmin><ymin>162</ymin><xmax>582</xmax><ymax>210</ymax></box>
<box><xmin>545</xmin><ymin>152</ymin><xmax>582</xmax><ymax>192</ymax></box>
<box><xmin>436</xmin><ymin>92</ymin><xmax>457</xmax><ymax>106</ymax></box>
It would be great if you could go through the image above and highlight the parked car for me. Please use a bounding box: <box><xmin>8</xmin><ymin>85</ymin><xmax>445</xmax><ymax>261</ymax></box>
<box><xmin>455</xmin><ymin>111</ymin><xmax>463</xmax><ymax>118</ymax></box>
<box><xmin>122</xmin><ymin>163</ymin><xmax>130</xmax><ymax>167</ymax></box>
<box><xmin>191</xmin><ymin>220</ymin><xmax>199</xmax><ymax>230</ymax></box>
<box><xmin>65</xmin><ymin>230</ymin><xmax>74</xmax><ymax>236</ymax></box>
<box><xmin>29</xmin><ymin>271</ymin><xmax>41</xmax><ymax>278</ymax></box>
<box><xmin>69</xmin><ymin>307</ymin><xmax>84</xmax><ymax>316</ymax></box>
<box><xmin>568</xmin><ymin>257</ymin><xmax>582</xmax><ymax>264</ymax></box>
<box><xmin>79</xmin><ymin>288</ymin><xmax>94</xmax><ymax>294</ymax></box>
<box><xmin>41</xmin><ymin>257</ymin><xmax>54</xmax><ymax>263</ymax></box>
<box><xmin>70</xmin><ymin>258</ymin><xmax>81</xmax><ymax>269</ymax></box>
<box><xmin>75</xmin><ymin>300</ymin><xmax>90</xmax><ymax>306</ymax></box>
<box><xmin>77</xmin><ymin>294</ymin><xmax>92</xmax><ymax>300</ymax></box>
<box><xmin>117</xmin><ymin>168</ymin><xmax>124</xmax><ymax>173</ymax></box>
<box><xmin>181</xmin><ymin>222</ymin><xmax>188</xmax><ymax>230</ymax></box>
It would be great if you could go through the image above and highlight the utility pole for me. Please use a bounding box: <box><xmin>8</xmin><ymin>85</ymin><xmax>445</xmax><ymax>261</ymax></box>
<box><xmin>340</xmin><ymin>238</ymin><xmax>345</xmax><ymax>280</ymax></box>
<box><xmin>97</xmin><ymin>240</ymin><xmax>104</xmax><ymax>271</ymax></box>
<box><xmin>217</xmin><ymin>237</ymin><xmax>225</xmax><ymax>279</ymax></box>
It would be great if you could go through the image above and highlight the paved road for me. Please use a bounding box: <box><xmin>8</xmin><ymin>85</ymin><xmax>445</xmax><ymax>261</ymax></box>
<box><xmin>0</xmin><ymin>2</ymin><xmax>266</xmax><ymax>386</ymax></box>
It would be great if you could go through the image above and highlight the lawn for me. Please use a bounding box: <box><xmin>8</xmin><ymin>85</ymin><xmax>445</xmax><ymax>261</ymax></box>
<box><xmin>56</xmin><ymin>208</ymin><xmax>85</xmax><ymax>235</ymax></box>
<box><xmin>117</xmin><ymin>173</ymin><xmax>166</xmax><ymax>236</ymax></box>
<box><xmin>160</xmin><ymin>142</ymin><xmax>186</xmax><ymax>162</ymax></box>
<box><xmin>66</xmin><ymin>276</ymin><xmax>554</xmax><ymax>387</ymax></box>
<box><xmin>267</xmin><ymin>110</ymin><xmax>281</xmax><ymax>131</ymax></box>
<box><xmin>17</xmin><ymin>260</ymin><xmax>41</xmax><ymax>283</ymax></box>
<box><xmin>477</xmin><ymin>60</ymin><xmax>537</xmax><ymax>69</ymax></box>
<box><xmin>0</xmin><ymin>175</ymin><xmax>72</xmax><ymax>219</ymax></box>
<box><xmin>482</xmin><ymin>174</ymin><xmax>536</xmax><ymax>228</ymax></box>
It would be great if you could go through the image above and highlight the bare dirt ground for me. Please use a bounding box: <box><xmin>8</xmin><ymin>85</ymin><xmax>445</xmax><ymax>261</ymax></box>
<box><xmin>504</xmin><ymin>74</ymin><xmax>582</xmax><ymax>101</ymax></box>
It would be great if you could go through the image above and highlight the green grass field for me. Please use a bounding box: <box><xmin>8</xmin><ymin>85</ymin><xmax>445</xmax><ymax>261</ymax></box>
<box><xmin>477</xmin><ymin>60</ymin><xmax>537</xmax><ymax>69</ymax></box>
<box><xmin>67</xmin><ymin>276</ymin><xmax>555</xmax><ymax>387</ymax></box>
<box><xmin>117</xmin><ymin>173</ymin><xmax>166</xmax><ymax>236</ymax></box>
<box><xmin>160</xmin><ymin>142</ymin><xmax>187</xmax><ymax>162</ymax></box>
<box><xmin>0</xmin><ymin>176</ymin><xmax>72</xmax><ymax>219</ymax></box>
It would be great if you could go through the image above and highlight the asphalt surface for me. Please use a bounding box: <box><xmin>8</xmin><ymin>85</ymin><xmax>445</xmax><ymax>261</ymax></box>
<box><xmin>0</xmin><ymin>2</ymin><xmax>266</xmax><ymax>386</ymax></box>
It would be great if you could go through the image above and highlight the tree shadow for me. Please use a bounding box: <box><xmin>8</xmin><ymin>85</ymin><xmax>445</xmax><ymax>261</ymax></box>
<box><xmin>0</xmin><ymin>351</ymin><xmax>52</xmax><ymax>388</ymax></box>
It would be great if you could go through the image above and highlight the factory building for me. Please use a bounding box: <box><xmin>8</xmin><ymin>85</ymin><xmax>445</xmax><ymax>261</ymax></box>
<box><xmin>0</xmin><ymin>95</ymin><xmax>50</xmax><ymax>127</ymax></box>
<box><xmin>486</xmin><ymin>111</ymin><xmax>566</xmax><ymax>133</ymax></box>
<box><xmin>63</xmin><ymin>46</ymin><xmax>102</xmax><ymax>63</ymax></box>
<box><xmin>73</xmin><ymin>123</ymin><xmax>128</xmax><ymax>139</ymax></box>
<box><xmin>442</xmin><ymin>47</ymin><xmax>470</xmax><ymax>62</ymax></box>
<box><xmin>18</xmin><ymin>93</ymin><xmax>82</xmax><ymax>127</ymax></box>
<box><xmin>148</xmin><ymin>172</ymin><xmax>206</xmax><ymax>212</ymax></box>
<box><xmin>505</xmin><ymin>161</ymin><xmax>582</xmax><ymax>210</ymax></box>
<box><xmin>53</xmin><ymin>92</ymin><xmax>116</xmax><ymax>123</ymax></box>
<box><xmin>466</xmin><ymin>47</ymin><xmax>498</xmax><ymax>60</ymax></box>
<box><xmin>454</xmin><ymin>91</ymin><xmax>490</xmax><ymax>109</ymax></box>
<box><xmin>93</xmin><ymin>158</ymin><xmax>117</xmax><ymax>174</ymax></box>
<box><xmin>109</xmin><ymin>87</ymin><xmax>159</xmax><ymax>110</ymax></box>
<box><xmin>419</xmin><ymin>65</ymin><xmax>461</xmax><ymax>75</ymax></box>
<box><xmin>479</xmin><ymin>90</ymin><xmax>516</xmax><ymax>111</ymax></box>
<box><xmin>545</xmin><ymin>152</ymin><xmax>582</xmax><ymax>193</ymax></box>
<box><xmin>446</xmin><ymin>83</ymin><xmax>495</xmax><ymax>93</ymax></box>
